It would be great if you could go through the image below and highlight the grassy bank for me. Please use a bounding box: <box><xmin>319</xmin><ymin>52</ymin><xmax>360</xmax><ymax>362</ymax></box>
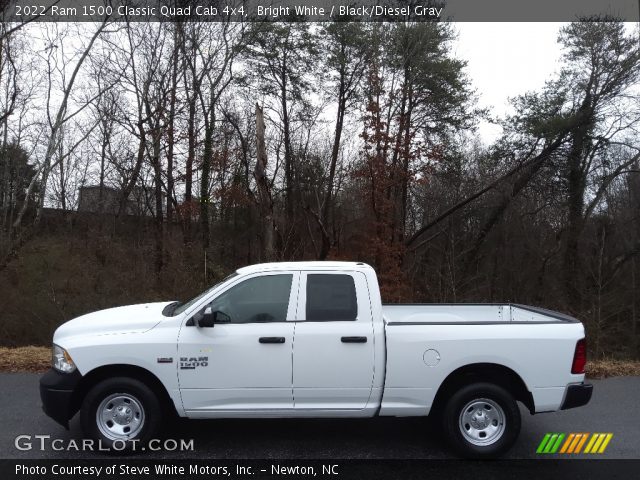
<box><xmin>0</xmin><ymin>346</ymin><xmax>51</xmax><ymax>373</ymax></box>
<box><xmin>0</xmin><ymin>226</ymin><xmax>227</xmax><ymax>348</ymax></box>
<box><xmin>1</xmin><ymin>346</ymin><xmax>639</xmax><ymax>378</ymax></box>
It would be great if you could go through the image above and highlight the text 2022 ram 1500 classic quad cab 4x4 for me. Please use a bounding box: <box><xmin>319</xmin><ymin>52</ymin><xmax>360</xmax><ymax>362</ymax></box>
<box><xmin>40</xmin><ymin>261</ymin><xmax>592</xmax><ymax>458</ymax></box>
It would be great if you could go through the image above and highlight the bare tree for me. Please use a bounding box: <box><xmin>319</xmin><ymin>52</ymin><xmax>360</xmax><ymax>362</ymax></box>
<box><xmin>13</xmin><ymin>21</ymin><xmax>110</xmax><ymax>229</ymax></box>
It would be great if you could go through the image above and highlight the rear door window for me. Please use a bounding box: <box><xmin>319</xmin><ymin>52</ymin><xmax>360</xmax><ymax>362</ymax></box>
<box><xmin>306</xmin><ymin>274</ymin><xmax>357</xmax><ymax>321</ymax></box>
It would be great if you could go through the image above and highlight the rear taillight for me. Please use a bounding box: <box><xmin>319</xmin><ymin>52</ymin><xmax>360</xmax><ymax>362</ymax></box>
<box><xmin>571</xmin><ymin>338</ymin><xmax>587</xmax><ymax>374</ymax></box>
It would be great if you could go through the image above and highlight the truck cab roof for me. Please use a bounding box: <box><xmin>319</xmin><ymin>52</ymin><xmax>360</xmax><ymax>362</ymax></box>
<box><xmin>235</xmin><ymin>261</ymin><xmax>373</xmax><ymax>275</ymax></box>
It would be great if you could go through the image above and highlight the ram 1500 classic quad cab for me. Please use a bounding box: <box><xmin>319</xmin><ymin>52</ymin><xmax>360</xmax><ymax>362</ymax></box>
<box><xmin>40</xmin><ymin>261</ymin><xmax>592</xmax><ymax>457</ymax></box>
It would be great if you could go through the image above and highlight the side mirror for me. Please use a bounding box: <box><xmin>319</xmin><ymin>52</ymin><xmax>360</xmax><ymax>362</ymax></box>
<box><xmin>197</xmin><ymin>307</ymin><xmax>216</xmax><ymax>328</ymax></box>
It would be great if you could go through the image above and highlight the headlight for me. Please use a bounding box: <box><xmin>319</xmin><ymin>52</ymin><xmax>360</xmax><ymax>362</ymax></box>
<box><xmin>52</xmin><ymin>344</ymin><xmax>76</xmax><ymax>373</ymax></box>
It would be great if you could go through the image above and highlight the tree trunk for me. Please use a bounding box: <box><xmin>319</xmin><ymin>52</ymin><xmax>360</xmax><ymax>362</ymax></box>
<box><xmin>280</xmin><ymin>62</ymin><xmax>294</xmax><ymax>229</ymax></box>
<box><xmin>119</xmin><ymin>121</ymin><xmax>146</xmax><ymax>215</ymax></box>
<box><xmin>166</xmin><ymin>26</ymin><xmax>179</xmax><ymax>224</ymax></box>
<box><xmin>398</xmin><ymin>83</ymin><xmax>413</xmax><ymax>244</ymax></box>
<box><xmin>200</xmin><ymin>102</ymin><xmax>215</xmax><ymax>250</ymax></box>
<box><xmin>319</xmin><ymin>80</ymin><xmax>347</xmax><ymax>260</ymax></box>
<box><xmin>57</xmin><ymin>130</ymin><xmax>66</xmax><ymax>211</ymax></box>
<box><xmin>255</xmin><ymin>103</ymin><xmax>275</xmax><ymax>261</ymax></box>
<box><xmin>151</xmin><ymin>130</ymin><xmax>163</xmax><ymax>275</ymax></box>
<box><xmin>184</xmin><ymin>90</ymin><xmax>196</xmax><ymax>242</ymax></box>
<box><xmin>98</xmin><ymin>119</ymin><xmax>108</xmax><ymax>212</ymax></box>
<box><xmin>563</xmin><ymin>100</ymin><xmax>592</xmax><ymax>311</ymax></box>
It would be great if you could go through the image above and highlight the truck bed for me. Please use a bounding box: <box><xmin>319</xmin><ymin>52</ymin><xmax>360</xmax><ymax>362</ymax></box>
<box><xmin>382</xmin><ymin>303</ymin><xmax>579</xmax><ymax>325</ymax></box>
<box><xmin>378</xmin><ymin>303</ymin><xmax>585</xmax><ymax>417</ymax></box>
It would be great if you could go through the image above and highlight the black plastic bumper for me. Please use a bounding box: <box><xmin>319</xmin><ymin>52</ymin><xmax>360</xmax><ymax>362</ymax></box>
<box><xmin>39</xmin><ymin>368</ymin><xmax>82</xmax><ymax>429</ymax></box>
<box><xmin>561</xmin><ymin>383</ymin><xmax>593</xmax><ymax>410</ymax></box>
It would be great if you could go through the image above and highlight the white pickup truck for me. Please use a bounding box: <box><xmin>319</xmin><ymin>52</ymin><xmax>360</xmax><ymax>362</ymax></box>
<box><xmin>40</xmin><ymin>261</ymin><xmax>592</xmax><ymax>457</ymax></box>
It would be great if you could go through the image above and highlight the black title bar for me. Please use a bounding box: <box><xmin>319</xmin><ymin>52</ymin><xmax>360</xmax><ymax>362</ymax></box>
<box><xmin>2</xmin><ymin>0</ymin><xmax>640</xmax><ymax>22</ymax></box>
<box><xmin>4</xmin><ymin>459</ymin><xmax>640</xmax><ymax>480</ymax></box>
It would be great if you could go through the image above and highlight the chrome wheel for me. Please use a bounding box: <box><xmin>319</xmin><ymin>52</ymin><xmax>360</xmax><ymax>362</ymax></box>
<box><xmin>458</xmin><ymin>398</ymin><xmax>506</xmax><ymax>446</ymax></box>
<box><xmin>96</xmin><ymin>393</ymin><xmax>145</xmax><ymax>441</ymax></box>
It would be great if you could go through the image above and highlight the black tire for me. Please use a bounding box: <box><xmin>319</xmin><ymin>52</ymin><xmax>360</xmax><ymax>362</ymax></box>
<box><xmin>80</xmin><ymin>377</ymin><xmax>162</xmax><ymax>452</ymax></box>
<box><xmin>442</xmin><ymin>382</ymin><xmax>521</xmax><ymax>458</ymax></box>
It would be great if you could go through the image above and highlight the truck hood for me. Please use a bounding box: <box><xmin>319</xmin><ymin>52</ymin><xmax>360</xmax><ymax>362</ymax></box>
<box><xmin>53</xmin><ymin>301</ymin><xmax>174</xmax><ymax>342</ymax></box>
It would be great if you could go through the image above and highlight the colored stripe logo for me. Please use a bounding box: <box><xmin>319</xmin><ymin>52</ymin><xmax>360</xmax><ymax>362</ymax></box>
<box><xmin>536</xmin><ymin>433</ymin><xmax>613</xmax><ymax>454</ymax></box>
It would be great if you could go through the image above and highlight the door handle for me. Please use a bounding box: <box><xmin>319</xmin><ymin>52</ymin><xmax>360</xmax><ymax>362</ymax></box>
<box><xmin>259</xmin><ymin>337</ymin><xmax>286</xmax><ymax>344</ymax></box>
<box><xmin>341</xmin><ymin>336</ymin><xmax>367</xmax><ymax>343</ymax></box>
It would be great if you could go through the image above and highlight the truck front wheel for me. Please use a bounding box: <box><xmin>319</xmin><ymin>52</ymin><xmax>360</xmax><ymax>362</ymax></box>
<box><xmin>80</xmin><ymin>377</ymin><xmax>161</xmax><ymax>451</ymax></box>
<box><xmin>443</xmin><ymin>382</ymin><xmax>521</xmax><ymax>458</ymax></box>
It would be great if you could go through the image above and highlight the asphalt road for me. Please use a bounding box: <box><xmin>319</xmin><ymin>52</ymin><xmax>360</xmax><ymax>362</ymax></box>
<box><xmin>1</xmin><ymin>374</ymin><xmax>638</xmax><ymax>459</ymax></box>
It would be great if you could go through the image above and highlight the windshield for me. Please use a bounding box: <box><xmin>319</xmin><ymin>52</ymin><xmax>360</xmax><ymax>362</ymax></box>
<box><xmin>169</xmin><ymin>272</ymin><xmax>239</xmax><ymax>316</ymax></box>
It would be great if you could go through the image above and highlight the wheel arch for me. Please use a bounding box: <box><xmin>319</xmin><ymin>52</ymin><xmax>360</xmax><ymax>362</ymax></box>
<box><xmin>431</xmin><ymin>363</ymin><xmax>535</xmax><ymax>415</ymax></box>
<box><xmin>70</xmin><ymin>364</ymin><xmax>178</xmax><ymax>420</ymax></box>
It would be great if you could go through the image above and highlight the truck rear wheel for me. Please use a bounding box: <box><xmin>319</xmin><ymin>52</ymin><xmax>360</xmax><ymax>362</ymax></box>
<box><xmin>80</xmin><ymin>377</ymin><xmax>161</xmax><ymax>451</ymax></box>
<box><xmin>442</xmin><ymin>382</ymin><xmax>521</xmax><ymax>458</ymax></box>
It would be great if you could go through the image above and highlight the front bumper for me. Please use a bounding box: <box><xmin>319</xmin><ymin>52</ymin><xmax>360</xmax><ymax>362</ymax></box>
<box><xmin>39</xmin><ymin>368</ymin><xmax>82</xmax><ymax>429</ymax></box>
<box><xmin>561</xmin><ymin>383</ymin><xmax>593</xmax><ymax>410</ymax></box>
